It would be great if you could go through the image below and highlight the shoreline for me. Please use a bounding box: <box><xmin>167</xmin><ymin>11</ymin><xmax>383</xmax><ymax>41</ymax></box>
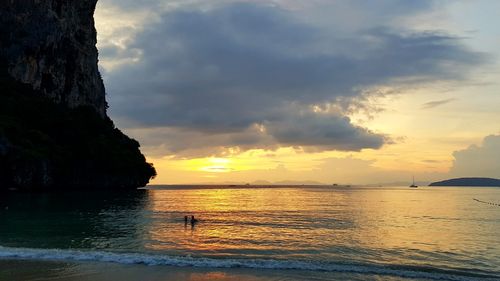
<box><xmin>1</xmin><ymin>251</ymin><xmax>497</xmax><ymax>281</ymax></box>
<box><xmin>4</xmin><ymin>258</ymin><xmax>496</xmax><ymax>281</ymax></box>
<box><xmin>0</xmin><ymin>259</ymin><xmax>364</xmax><ymax>281</ymax></box>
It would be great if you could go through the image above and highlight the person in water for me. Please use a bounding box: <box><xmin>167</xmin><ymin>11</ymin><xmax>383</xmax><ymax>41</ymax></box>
<box><xmin>191</xmin><ymin>215</ymin><xmax>198</xmax><ymax>224</ymax></box>
<box><xmin>184</xmin><ymin>216</ymin><xmax>188</xmax><ymax>224</ymax></box>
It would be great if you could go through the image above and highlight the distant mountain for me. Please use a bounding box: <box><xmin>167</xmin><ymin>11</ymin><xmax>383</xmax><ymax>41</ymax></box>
<box><xmin>273</xmin><ymin>180</ymin><xmax>325</xmax><ymax>185</ymax></box>
<box><xmin>251</xmin><ymin>180</ymin><xmax>273</xmax><ymax>185</ymax></box>
<box><xmin>361</xmin><ymin>181</ymin><xmax>430</xmax><ymax>187</ymax></box>
<box><xmin>429</xmin><ymin>177</ymin><xmax>500</xmax><ymax>187</ymax></box>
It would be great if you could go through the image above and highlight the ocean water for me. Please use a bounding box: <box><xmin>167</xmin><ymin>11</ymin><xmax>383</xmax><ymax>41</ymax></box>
<box><xmin>0</xmin><ymin>186</ymin><xmax>499</xmax><ymax>280</ymax></box>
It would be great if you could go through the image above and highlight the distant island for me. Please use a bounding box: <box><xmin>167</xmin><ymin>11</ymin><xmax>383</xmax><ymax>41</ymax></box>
<box><xmin>429</xmin><ymin>177</ymin><xmax>500</xmax><ymax>187</ymax></box>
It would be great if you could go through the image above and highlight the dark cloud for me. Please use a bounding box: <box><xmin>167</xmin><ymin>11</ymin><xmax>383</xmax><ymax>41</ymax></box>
<box><xmin>125</xmin><ymin>125</ymin><xmax>277</xmax><ymax>158</ymax></box>
<box><xmin>450</xmin><ymin>135</ymin><xmax>500</xmax><ymax>178</ymax></box>
<box><xmin>101</xmin><ymin>0</ymin><xmax>162</xmax><ymax>11</ymax></box>
<box><xmin>421</xmin><ymin>98</ymin><xmax>457</xmax><ymax>109</ymax></box>
<box><xmin>265</xmin><ymin>111</ymin><xmax>386</xmax><ymax>151</ymax></box>
<box><xmin>101</xmin><ymin>2</ymin><xmax>484</xmax><ymax>157</ymax></box>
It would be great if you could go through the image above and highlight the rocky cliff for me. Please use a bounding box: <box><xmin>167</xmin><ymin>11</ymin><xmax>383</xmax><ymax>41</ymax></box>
<box><xmin>0</xmin><ymin>0</ymin><xmax>156</xmax><ymax>190</ymax></box>
<box><xmin>1</xmin><ymin>0</ymin><xmax>106</xmax><ymax>116</ymax></box>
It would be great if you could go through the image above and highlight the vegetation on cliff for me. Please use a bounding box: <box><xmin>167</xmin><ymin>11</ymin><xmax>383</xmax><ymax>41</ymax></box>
<box><xmin>0</xmin><ymin>66</ymin><xmax>156</xmax><ymax>190</ymax></box>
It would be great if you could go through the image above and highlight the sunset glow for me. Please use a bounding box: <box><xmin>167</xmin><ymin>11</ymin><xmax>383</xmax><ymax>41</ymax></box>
<box><xmin>94</xmin><ymin>0</ymin><xmax>500</xmax><ymax>185</ymax></box>
<box><xmin>2</xmin><ymin>1</ymin><xmax>500</xmax><ymax>280</ymax></box>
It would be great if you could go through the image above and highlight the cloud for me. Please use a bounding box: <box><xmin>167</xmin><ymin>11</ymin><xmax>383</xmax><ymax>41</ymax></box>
<box><xmin>265</xmin><ymin>111</ymin><xmax>386</xmax><ymax>151</ymax></box>
<box><xmin>97</xmin><ymin>1</ymin><xmax>484</xmax><ymax>157</ymax></box>
<box><xmin>123</xmin><ymin>125</ymin><xmax>277</xmax><ymax>158</ymax></box>
<box><xmin>125</xmin><ymin>110</ymin><xmax>386</xmax><ymax>158</ymax></box>
<box><xmin>449</xmin><ymin>134</ymin><xmax>500</xmax><ymax>178</ymax></box>
<box><xmin>421</xmin><ymin>98</ymin><xmax>457</xmax><ymax>109</ymax></box>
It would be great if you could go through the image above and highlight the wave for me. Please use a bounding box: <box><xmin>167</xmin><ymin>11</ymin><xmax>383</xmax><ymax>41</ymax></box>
<box><xmin>0</xmin><ymin>246</ymin><xmax>497</xmax><ymax>280</ymax></box>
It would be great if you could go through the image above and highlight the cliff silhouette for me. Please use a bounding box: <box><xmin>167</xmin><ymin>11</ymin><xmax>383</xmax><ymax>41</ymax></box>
<box><xmin>0</xmin><ymin>1</ymin><xmax>156</xmax><ymax>190</ymax></box>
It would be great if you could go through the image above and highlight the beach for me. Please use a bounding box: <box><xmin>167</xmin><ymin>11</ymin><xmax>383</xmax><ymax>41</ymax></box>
<box><xmin>0</xmin><ymin>259</ymin><xmax>430</xmax><ymax>281</ymax></box>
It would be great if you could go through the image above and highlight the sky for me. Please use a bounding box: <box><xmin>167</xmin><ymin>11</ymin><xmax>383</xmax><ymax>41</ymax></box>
<box><xmin>94</xmin><ymin>0</ymin><xmax>500</xmax><ymax>185</ymax></box>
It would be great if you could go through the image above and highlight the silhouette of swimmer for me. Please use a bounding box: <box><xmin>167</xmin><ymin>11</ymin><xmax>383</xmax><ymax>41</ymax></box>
<box><xmin>190</xmin><ymin>215</ymin><xmax>198</xmax><ymax>225</ymax></box>
<box><xmin>184</xmin><ymin>216</ymin><xmax>188</xmax><ymax>225</ymax></box>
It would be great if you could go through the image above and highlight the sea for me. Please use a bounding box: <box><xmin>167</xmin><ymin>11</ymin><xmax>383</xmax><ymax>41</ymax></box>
<box><xmin>0</xmin><ymin>186</ymin><xmax>499</xmax><ymax>281</ymax></box>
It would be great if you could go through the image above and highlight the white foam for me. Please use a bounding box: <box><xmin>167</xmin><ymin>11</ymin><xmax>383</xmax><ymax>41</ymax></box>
<box><xmin>0</xmin><ymin>246</ymin><xmax>496</xmax><ymax>280</ymax></box>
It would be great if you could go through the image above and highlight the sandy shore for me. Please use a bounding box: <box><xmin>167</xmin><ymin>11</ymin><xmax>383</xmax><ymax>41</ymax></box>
<box><xmin>0</xmin><ymin>259</ymin><xmax>325</xmax><ymax>281</ymax></box>
<box><xmin>0</xmin><ymin>259</ymin><xmax>416</xmax><ymax>281</ymax></box>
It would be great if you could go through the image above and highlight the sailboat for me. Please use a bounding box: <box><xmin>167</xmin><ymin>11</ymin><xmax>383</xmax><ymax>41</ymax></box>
<box><xmin>409</xmin><ymin>176</ymin><xmax>418</xmax><ymax>188</ymax></box>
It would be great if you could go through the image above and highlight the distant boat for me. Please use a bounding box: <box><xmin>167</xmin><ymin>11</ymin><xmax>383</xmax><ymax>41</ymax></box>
<box><xmin>410</xmin><ymin>176</ymin><xmax>418</xmax><ymax>188</ymax></box>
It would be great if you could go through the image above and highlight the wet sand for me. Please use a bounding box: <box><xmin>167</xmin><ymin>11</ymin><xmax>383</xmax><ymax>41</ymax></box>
<box><xmin>0</xmin><ymin>259</ymin><xmax>411</xmax><ymax>281</ymax></box>
<box><xmin>0</xmin><ymin>259</ymin><xmax>318</xmax><ymax>281</ymax></box>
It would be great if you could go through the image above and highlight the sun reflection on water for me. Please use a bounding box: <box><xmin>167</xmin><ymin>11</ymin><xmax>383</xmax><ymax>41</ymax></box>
<box><xmin>140</xmin><ymin>186</ymin><xmax>500</xmax><ymax>270</ymax></box>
